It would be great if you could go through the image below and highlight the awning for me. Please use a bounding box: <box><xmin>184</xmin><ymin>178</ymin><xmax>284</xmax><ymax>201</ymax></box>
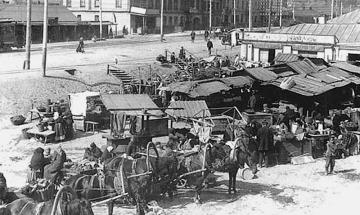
<box><xmin>221</xmin><ymin>76</ymin><xmax>254</xmax><ymax>88</ymax></box>
<box><xmin>69</xmin><ymin>91</ymin><xmax>100</xmax><ymax>116</ymax></box>
<box><xmin>166</xmin><ymin>100</ymin><xmax>211</xmax><ymax>119</ymax></box>
<box><xmin>101</xmin><ymin>94</ymin><xmax>163</xmax><ymax>116</ymax></box>
<box><xmin>332</xmin><ymin>61</ymin><xmax>360</xmax><ymax>75</ymax></box>
<box><xmin>245</xmin><ymin>67</ymin><xmax>278</xmax><ymax>82</ymax></box>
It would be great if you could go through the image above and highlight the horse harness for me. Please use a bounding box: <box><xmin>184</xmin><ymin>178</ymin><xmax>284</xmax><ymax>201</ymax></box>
<box><xmin>17</xmin><ymin>201</ymin><xmax>45</xmax><ymax>215</ymax></box>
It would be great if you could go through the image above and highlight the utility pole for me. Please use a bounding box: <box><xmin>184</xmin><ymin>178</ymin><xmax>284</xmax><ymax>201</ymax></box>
<box><xmin>99</xmin><ymin>0</ymin><xmax>103</xmax><ymax>39</ymax></box>
<box><xmin>331</xmin><ymin>0</ymin><xmax>334</xmax><ymax>19</ymax></box>
<box><xmin>292</xmin><ymin>0</ymin><xmax>295</xmax><ymax>21</ymax></box>
<box><xmin>340</xmin><ymin>1</ymin><xmax>343</xmax><ymax>16</ymax></box>
<box><xmin>24</xmin><ymin>0</ymin><xmax>31</xmax><ymax>70</ymax></box>
<box><xmin>268</xmin><ymin>0</ymin><xmax>273</xmax><ymax>32</ymax></box>
<box><xmin>160</xmin><ymin>0</ymin><xmax>164</xmax><ymax>41</ymax></box>
<box><xmin>279</xmin><ymin>0</ymin><xmax>283</xmax><ymax>28</ymax></box>
<box><xmin>249</xmin><ymin>0</ymin><xmax>252</xmax><ymax>31</ymax></box>
<box><xmin>209</xmin><ymin>0</ymin><xmax>212</xmax><ymax>30</ymax></box>
<box><xmin>233</xmin><ymin>0</ymin><xmax>236</xmax><ymax>27</ymax></box>
<box><xmin>42</xmin><ymin>0</ymin><xmax>48</xmax><ymax>77</ymax></box>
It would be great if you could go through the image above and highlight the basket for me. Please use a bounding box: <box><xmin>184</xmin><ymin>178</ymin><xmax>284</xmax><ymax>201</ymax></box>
<box><xmin>10</xmin><ymin>115</ymin><xmax>26</xmax><ymax>126</ymax></box>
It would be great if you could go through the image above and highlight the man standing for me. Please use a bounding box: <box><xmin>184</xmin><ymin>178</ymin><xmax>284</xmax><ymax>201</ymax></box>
<box><xmin>84</xmin><ymin>142</ymin><xmax>103</xmax><ymax>161</ymax></box>
<box><xmin>257</xmin><ymin>121</ymin><xmax>273</xmax><ymax>168</ymax></box>
<box><xmin>190</xmin><ymin>31</ymin><xmax>196</xmax><ymax>42</ymax></box>
<box><xmin>207</xmin><ymin>39</ymin><xmax>213</xmax><ymax>56</ymax></box>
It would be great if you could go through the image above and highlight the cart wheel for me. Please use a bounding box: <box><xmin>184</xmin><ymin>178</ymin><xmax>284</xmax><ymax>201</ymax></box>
<box><xmin>177</xmin><ymin>178</ymin><xmax>187</xmax><ymax>188</ymax></box>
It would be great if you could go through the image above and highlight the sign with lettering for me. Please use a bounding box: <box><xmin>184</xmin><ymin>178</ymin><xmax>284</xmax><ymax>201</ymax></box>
<box><xmin>243</xmin><ymin>32</ymin><xmax>336</xmax><ymax>45</ymax></box>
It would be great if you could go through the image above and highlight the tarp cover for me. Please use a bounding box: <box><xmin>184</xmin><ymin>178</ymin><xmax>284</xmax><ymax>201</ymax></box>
<box><xmin>166</xmin><ymin>100</ymin><xmax>211</xmax><ymax>119</ymax></box>
<box><xmin>101</xmin><ymin>94</ymin><xmax>162</xmax><ymax>116</ymax></box>
<box><xmin>69</xmin><ymin>91</ymin><xmax>100</xmax><ymax>116</ymax></box>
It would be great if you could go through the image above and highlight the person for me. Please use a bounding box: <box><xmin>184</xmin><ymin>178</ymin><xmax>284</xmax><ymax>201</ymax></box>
<box><xmin>44</xmin><ymin>147</ymin><xmax>53</xmax><ymax>162</ymax></box>
<box><xmin>101</xmin><ymin>145</ymin><xmax>116</xmax><ymax>163</ymax></box>
<box><xmin>325</xmin><ymin>136</ymin><xmax>337</xmax><ymax>175</ymax></box>
<box><xmin>179</xmin><ymin>46</ymin><xmax>186</xmax><ymax>60</ymax></box>
<box><xmin>234</xmin><ymin>54</ymin><xmax>240</xmax><ymax>67</ymax></box>
<box><xmin>248</xmin><ymin>91</ymin><xmax>259</xmax><ymax>111</ymax></box>
<box><xmin>54</xmin><ymin>112</ymin><xmax>65</xmax><ymax>142</ymax></box>
<box><xmin>207</xmin><ymin>39</ymin><xmax>213</xmax><ymax>56</ymax></box>
<box><xmin>170</xmin><ymin>52</ymin><xmax>176</xmax><ymax>63</ymax></box>
<box><xmin>28</xmin><ymin>147</ymin><xmax>51</xmax><ymax>183</ymax></box>
<box><xmin>0</xmin><ymin>172</ymin><xmax>7</xmax><ymax>204</ymax></box>
<box><xmin>76</xmin><ymin>37</ymin><xmax>85</xmax><ymax>53</ymax></box>
<box><xmin>62</xmin><ymin>107</ymin><xmax>74</xmax><ymax>140</ymax></box>
<box><xmin>168</xmin><ymin>128</ymin><xmax>179</xmax><ymax>150</ymax></box>
<box><xmin>224</xmin><ymin>56</ymin><xmax>231</xmax><ymax>67</ymax></box>
<box><xmin>257</xmin><ymin>121</ymin><xmax>273</xmax><ymax>168</ymax></box>
<box><xmin>204</xmin><ymin>30</ymin><xmax>209</xmax><ymax>41</ymax></box>
<box><xmin>44</xmin><ymin>145</ymin><xmax>67</xmax><ymax>184</ymax></box>
<box><xmin>190</xmin><ymin>31</ymin><xmax>196</xmax><ymax>42</ymax></box>
<box><xmin>84</xmin><ymin>142</ymin><xmax>103</xmax><ymax>162</ymax></box>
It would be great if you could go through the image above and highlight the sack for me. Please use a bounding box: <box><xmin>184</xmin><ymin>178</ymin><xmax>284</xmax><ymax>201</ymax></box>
<box><xmin>10</xmin><ymin>115</ymin><xmax>26</xmax><ymax>126</ymax></box>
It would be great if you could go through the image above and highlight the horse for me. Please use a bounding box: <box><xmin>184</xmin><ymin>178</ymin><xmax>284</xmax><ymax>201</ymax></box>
<box><xmin>64</xmin><ymin>172</ymin><xmax>118</xmax><ymax>215</ymax></box>
<box><xmin>103</xmin><ymin>142</ymin><xmax>177</xmax><ymax>215</ymax></box>
<box><xmin>5</xmin><ymin>186</ymin><xmax>94</xmax><ymax>215</ymax></box>
<box><xmin>209</xmin><ymin>137</ymin><xmax>258</xmax><ymax>194</ymax></box>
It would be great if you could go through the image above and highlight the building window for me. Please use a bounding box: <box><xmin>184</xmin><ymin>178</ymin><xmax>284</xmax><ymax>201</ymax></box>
<box><xmin>163</xmin><ymin>16</ymin><xmax>167</xmax><ymax>26</ymax></box>
<box><xmin>174</xmin><ymin>0</ymin><xmax>178</xmax><ymax>10</ymax></box>
<box><xmin>155</xmin><ymin>0</ymin><xmax>160</xmax><ymax>9</ymax></box>
<box><xmin>95</xmin><ymin>0</ymin><xmax>100</xmax><ymax>8</ymax></box>
<box><xmin>174</xmin><ymin>16</ymin><xmax>178</xmax><ymax>25</ymax></box>
<box><xmin>80</xmin><ymin>0</ymin><xmax>85</xmax><ymax>8</ymax></box>
<box><xmin>66</xmin><ymin>0</ymin><xmax>71</xmax><ymax>7</ymax></box>
<box><xmin>95</xmin><ymin>15</ymin><xmax>99</xmax><ymax>21</ymax></box>
<box><xmin>148</xmin><ymin>0</ymin><xmax>154</xmax><ymax>9</ymax></box>
<box><xmin>168</xmin><ymin>0</ymin><xmax>172</xmax><ymax>11</ymax></box>
<box><xmin>77</xmin><ymin>15</ymin><xmax>81</xmax><ymax>21</ymax></box>
<box><xmin>116</xmin><ymin>0</ymin><xmax>122</xmax><ymax>8</ymax></box>
<box><xmin>169</xmin><ymin>16</ymin><xmax>173</xmax><ymax>25</ymax></box>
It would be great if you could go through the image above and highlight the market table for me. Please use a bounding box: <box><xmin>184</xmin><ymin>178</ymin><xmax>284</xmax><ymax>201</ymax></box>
<box><xmin>27</xmin><ymin>128</ymin><xmax>55</xmax><ymax>143</ymax></box>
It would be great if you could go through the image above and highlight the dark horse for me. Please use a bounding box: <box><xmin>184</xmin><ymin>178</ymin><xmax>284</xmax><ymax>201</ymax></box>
<box><xmin>5</xmin><ymin>186</ymin><xmax>94</xmax><ymax>215</ymax></box>
<box><xmin>177</xmin><ymin>139</ymin><xmax>258</xmax><ymax>203</ymax></box>
<box><xmin>64</xmin><ymin>172</ymin><xmax>118</xmax><ymax>215</ymax></box>
<box><xmin>209</xmin><ymin>137</ymin><xmax>258</xmax><ymax>194</ymax></box>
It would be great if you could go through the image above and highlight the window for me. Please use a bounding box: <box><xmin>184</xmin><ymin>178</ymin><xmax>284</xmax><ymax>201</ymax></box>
<box><xmin>77</xmin><ymin>15</ymin><xmax>81</xmax><ymax>21</ymax></box>
<box><xmin>116</xmin><ymin>0</ymin><xmax>122</xmax><ymax>8</ymax></box>
<box><xmin>95</xmin><ymin>15</ymin><xmax>99</xmax><ymax>21</ymax></box>
<box><xmin>168</xmin><ymin>0</ymin><xmax>172</xmax><ymax>11</ymax></box>
<box><xmin>80</xmin><ymin>0</ymin><xmax>85</xmax><ymax>8</ymax></box>
<box><xmin>148</xmin><ymin>0</ymin><xmax>154</xmax><ymax>9</ymax></box>
<box><xmin>155</xmin><ymin>0</ymin><xmax>160</xmax><ymax>9</ymax></box>
<box><xmin>174</xmin><ymin>16</ymin><xmax>178</xmax><ymax>25</ymax></box>
<box><xmin>174</xmin><ymin>0</ymin><xmax>178</xmax><ymax>10</ymax></box>
<box><xmin>163</xmin><ymin>16</ymin><xmax>167</xmax><ymax>26</ymax></box>
<box><xmin>66</xmin><ymin>0</ymin><xmax>71</xmax><ymax>7</ymax></box>
<box><xmin>169</xmin><ymin>16</ymin><xmax>173</xmax><ymax>25</ymax></box>
<box><xmin>95</xmin><ymin>0</ymin><xmax>100</xmax><ymax>8</ymax></box>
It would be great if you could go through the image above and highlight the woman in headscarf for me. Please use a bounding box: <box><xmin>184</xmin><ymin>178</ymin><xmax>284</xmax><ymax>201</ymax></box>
<box><xmin>62</xmin><ymin>107</ymin><xmax>74</xmax><ymax>140</ymax></box>
<box><xmin>28</xmin><ymin>147</ymin><xmax>50</xmax><ymax>183</ymax></box>
<box><xmin>54</xmin><ymin>112</ymin><xmax>65</xmax><ymax>142</ymax></box>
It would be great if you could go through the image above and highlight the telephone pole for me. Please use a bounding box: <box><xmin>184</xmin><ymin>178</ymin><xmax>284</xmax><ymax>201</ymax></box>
<box><xmin>280</xmin><ymin>0</ymin><xmax>283</xmax><ymax>28</ymax></box>
<box><xmin>209</xmin><ymin>0</ymin><xmax>212</xmax><ymax>30</ymax></box>
<box><xmin>160</xmin><ymin>0</ymin><xmax>164</xmax><ymax>41</ymax></box>
<box><xmin>249</xmin><ymin>0</ymin><xmax>252</xmax><ymax>31</ymax></box>
<box><xmin>233</xmin><ymin>0</ymin><xmax>236</xmax><ymax>27</ymax></box>
<box><xmin>268</xmin><ymin>0</ymin><xmax>273</xmax><ymax>32</ymax></box>
<box><xmin>331</xmin><ymin>0</ymin><xmax>334</xmax><ymax>19</ymax></box>
<box><xmin>42</xmin><ymin>0</ymin><xmax>48</xmax><ymax>77</ymax></box>
<box><xmin>99</xmin><ymin>0</ymin><xmax>103</xmax><ymax>39</ymax></box>
<box><xmin>24</xmin><ymin>0</ymin><xmax>31</xmax><ymax>70</ymax></box>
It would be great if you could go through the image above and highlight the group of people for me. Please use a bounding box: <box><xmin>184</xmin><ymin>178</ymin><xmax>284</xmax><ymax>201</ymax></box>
<box><xmin>28</xmin><ymin>145</ymin><xmax>67</xmax><ymax>184</ymax></box>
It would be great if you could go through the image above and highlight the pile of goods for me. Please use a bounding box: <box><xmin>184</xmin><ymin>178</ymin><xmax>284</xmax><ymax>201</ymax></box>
<box><xmin>10</xmin><ymin>115</ymin><xmax>26</xmax><ymax>126</ymax></box>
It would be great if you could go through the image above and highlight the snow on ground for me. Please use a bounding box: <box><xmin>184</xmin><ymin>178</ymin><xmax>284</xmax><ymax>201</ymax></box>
<box><xmin>1</xmin><ymin>115</ymin><xmax>360</xmax><ymax>215</ymax></box>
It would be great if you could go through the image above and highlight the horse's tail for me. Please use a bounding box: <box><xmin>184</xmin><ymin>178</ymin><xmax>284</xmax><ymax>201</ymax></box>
<box><xmin>51</xmin><ymin>185</ymin><xmax>77</xmax><ymax>215</ymax></box>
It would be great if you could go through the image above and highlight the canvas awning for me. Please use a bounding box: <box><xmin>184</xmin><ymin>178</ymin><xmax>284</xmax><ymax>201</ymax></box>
<box><xmin>166</xmin><ymin>100</ymin><xmax>211</xmax><ymax>119</ymax></box>
<box><xmin>101</xmin><ymin>94</ymin><xmax>163</xmax><ymax>116</ymax></box>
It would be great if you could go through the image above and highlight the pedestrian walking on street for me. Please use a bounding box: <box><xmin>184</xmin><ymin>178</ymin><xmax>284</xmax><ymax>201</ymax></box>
<box><xmin>76</xmin><ymin>37</ymin><xmax>85</xmax><ymax>53</ymax></box>
<box><xmin>191</xmin><ymin>31</ymin><xmax>196</xmax><ymax>43</ymax></box>
<box><xmin>207</xmin><ymin>39</ymin><xmax>213</xmax><ymax>56</ymax></box>
<box><xmin>257</xmin><ymin>121</ymin><xmax>273</xmax><ymax>168</ymax></box>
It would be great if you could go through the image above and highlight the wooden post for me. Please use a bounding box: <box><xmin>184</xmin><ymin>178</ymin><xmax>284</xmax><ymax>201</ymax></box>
<box><xmin>24</xmin><ymin>0</ymin><xmax>32</xmax><ymax>70</ymax></box>
<box><xmin>248</xmin><ymin>0</ymin><xmax>252</xmax><ymax>31</ymax></box>
<box><xmin>209</xmin><ymin>0</ymin><xmax>212</xmax><ymax>30</ymax></box>
<box><xmin>233</xmin><ymin>0</ymin><xmax>236</xmax><ymax>27</ymax></box>
<box><xmin>279</xmin><ymin>0</ymin><xmax>283</xmax><ymax>28</ymax></box>
<box><xmin>331</xmin><ymin>0</ymin><xmax>334</xmax><ymax>19</ymax></box>
<box><xmin>100</xmin><ymin>0</ymin><xmax>103</xmax><ymax>39</ymax></box>
<box><xmin>42</xmin><ymin>0</ymin><xmax>48</xmax><ymax>77</ymax></box>
<box><xmin>268</xmin><ymin>0</ymin><xmax>272</xmax><ymax>32</ymax></box>
<box><xmin>160</xmin><ymin>0</ymin><xmax>164</xmax><ymax>41</ymax></box>
<box><xmin>138</xmin><ymin>67</ymin><xmax>141</xmax><ymax>94</ymax></box>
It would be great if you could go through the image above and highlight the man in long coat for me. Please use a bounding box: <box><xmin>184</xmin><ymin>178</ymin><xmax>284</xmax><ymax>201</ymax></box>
<box><xmin>29</xmin><ymin>147</ymin><xmax>51</xmax><ymax>182</ymax></box>
<box><xmin>256</xmin><ymin>121</ymin><xmax>273</xmax><ymax>168</ymax></box>
<box><xmin>44</xmin><ymin>145</ymin><xmax>67</xmax><ymax>184</ymax></box>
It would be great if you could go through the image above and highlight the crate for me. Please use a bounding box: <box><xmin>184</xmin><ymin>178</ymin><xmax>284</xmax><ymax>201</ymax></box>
<box><xmin>242</xmin><ymin>112</ymin><xmax>273</xmax><ymax>125</ymax></box>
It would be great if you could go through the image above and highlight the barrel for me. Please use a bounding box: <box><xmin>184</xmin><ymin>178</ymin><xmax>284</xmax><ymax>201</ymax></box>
<box><xmin>239</xmin><ymin>168</ymin><xmax>254</xmax><ymax>180</ymax></box>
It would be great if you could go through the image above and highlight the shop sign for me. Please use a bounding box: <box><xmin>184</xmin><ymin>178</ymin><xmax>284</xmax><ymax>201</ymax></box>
<box><xmin>243</xmin><ymin>32</ymin><xmax>336</xmax><ymax>45</ymax></box>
